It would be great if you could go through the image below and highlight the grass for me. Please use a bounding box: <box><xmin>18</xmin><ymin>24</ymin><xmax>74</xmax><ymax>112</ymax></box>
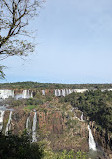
<box><xmin>24</xmin><ymin>105</ymin><xmax>38</xmax><ymax>110</ymax></box>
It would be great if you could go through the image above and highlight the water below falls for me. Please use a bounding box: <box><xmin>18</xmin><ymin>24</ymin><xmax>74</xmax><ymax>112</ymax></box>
<box><xmin>88</xmin><ymin>125</ymin><xmax>97</xmax><ymax>151</ymax></box>
<box><xmin>32</xmin><ymin>112</ymin><xmax>37</xmax><ymax>142</ymax></box>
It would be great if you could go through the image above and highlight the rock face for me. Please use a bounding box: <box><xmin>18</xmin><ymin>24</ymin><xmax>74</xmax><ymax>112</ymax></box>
<box><xmin>89</xmin><ymin>121</ymin><xmax>112</xmax><ymax>156</ymax></box>
<box><xmin>1</xmin><ymin>106</ymin><xmax>89</xmax><ymax>153</ymax></box>
<box><xmin>37</xmin><ymin>109</ymin><xmax>88</xmax><ymax>152</ymax></box>
<box><xmin>37</xmin><ymin>111</ymin><xmax>64</xmax><ymax>134</ymax></box>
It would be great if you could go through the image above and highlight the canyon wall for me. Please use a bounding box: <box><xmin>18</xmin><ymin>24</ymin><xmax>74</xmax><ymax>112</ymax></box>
<box><xmin>89</xmin><ymin>121</ymin><xmax>112</xmax><ymax>158</ymax></box>
<box><xmin>0</xmin><ymin>107</ymin><xmax>89</xmax><ymax>152</ymax></box>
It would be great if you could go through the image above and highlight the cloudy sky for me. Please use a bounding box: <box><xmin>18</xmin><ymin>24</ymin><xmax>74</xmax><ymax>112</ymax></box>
<box><xmin>2</xmin><ymin>0</ymin><xmax>112</xmax><ymax>84</ymax></box>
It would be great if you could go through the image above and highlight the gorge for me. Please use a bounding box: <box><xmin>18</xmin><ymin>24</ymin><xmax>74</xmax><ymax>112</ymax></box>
<box><xmin>0</xmin><ymin>83</ymin><xmax>112</xmax><ymax>158</ymax></box>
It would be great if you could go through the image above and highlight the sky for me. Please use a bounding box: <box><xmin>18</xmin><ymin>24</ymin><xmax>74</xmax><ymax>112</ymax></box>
<box><xmin>1</xmin><ymin>0</ymin><xmax>112</xmax><ymax>84</ymax></box>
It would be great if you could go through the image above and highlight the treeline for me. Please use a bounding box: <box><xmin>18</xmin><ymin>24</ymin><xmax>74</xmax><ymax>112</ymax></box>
<box><xmin>64</xmin><ymin>90</ymin><xmax>112</xmax><ymax>132</ymax></box>
<box><xmin>1</xmin><ymin>81</ymin><xmax>112</xmax><ymax>90</ymax></box>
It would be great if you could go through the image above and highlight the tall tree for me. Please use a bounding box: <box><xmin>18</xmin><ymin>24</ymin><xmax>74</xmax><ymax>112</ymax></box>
<box><xmin>0</xmin><ymin>0</ymin><xmax>44</xmax><ymax>78</ymax></box>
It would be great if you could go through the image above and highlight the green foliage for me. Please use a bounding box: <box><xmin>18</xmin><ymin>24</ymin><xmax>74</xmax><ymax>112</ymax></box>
<box><xmin>57</xmin><ymin>150</ymin><xmax>74</xmax><ymax>159</ymax></box>
<box><xmin>66</xmin><ymin>119</ymin><xmax>78</xmax><ymax>129</ymax></box>
<box><xmin>26</xmin><ymin>98</ymin><xmax>43</xmax><ymax>105</ymax></box>
<box><xmin>0</xmin><ymin>131</ymin><xmax>43</xmax><ymax>159</ymax></box>
<box><xmin>1</xmin><ymin>82</ymin><xmax>112</xmax><ymax>90</ymax></box>
<box><xmin>75</xmin><ymin>151</ymin><xmax>87</xmax><ymax>159</ymax></box>
<box><xmin>64</xmin><ymin>90</ymin><xmax>112</xmax><ymax>132</ymax></box>
<box><xmin>43</xmin><ymin>149</ymin><xmax>87</xmax><ymax>159</ymax></box>
<box><xmin>4</xmin><ymin>98</ymin><xmax>43</xmax><ymax>108</ymax></box>
<box><xmin>24</xmin><ymin>105</ymin><xmax>38</xmax><ymax>110</ymax></box>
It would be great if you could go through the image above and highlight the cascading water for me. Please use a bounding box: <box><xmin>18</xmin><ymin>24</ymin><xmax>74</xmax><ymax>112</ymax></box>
<box><xmin>62</xmin><ymin>89</ymin><xmax>66</xmax><ymax>97</ymax></box>
<box><xmin>26</xmin><ymin>116</ymin><xmax>30</xmax><ymax>132</ymax></box>
<box><xmin>31</xmin><ymin>91</ymin><xmax>33</xmax><ymax>98</ymax></box>
<box><xmin>5</xmin><ymin>111</ymin><xmax>12</xmax><ymax>135</ymax></box>
<box><xmin>32</xmin><ymin>111</ymin><xmax>37</xmax><ymax>142</ymax></box>
<box><xmin>81</xmin><ymin>112</ymin><xmax>84</xmax><ymax>121</ymax></box>
<box><xmin>54</xmin><ymin>89</ymin><xmax>57</xmax><ymax>96</ymax></box>
<box><xmin>68</xmin><ymin>89</ymin><xmax>72</xmax><ymax>95</ymax></box>
<box><xmin>15</xmin><ymin>90</ymin><xmax>33</xmax><ymax>99</ymax></box>
<box><xmin>22</xmin><ymin>90</ymin><xmax>33</xmax><ymax>98</ymax></box>
<box><xmin>42</xmin><ymin>90</ymin><xmax>45</xmax><ymax>96</ymax></box>
<box><xmin>22</xmin><ymin>90</ymin><xmax>29</xmax><ymax>98</ymax></box>
<box><xmin>88</xmin><ymin>125</ymin><xmax>97</xmax><ymax>151</ymax></box>
<box><xmin>58</xmin><ymin>89</ymin><xmax>61</xmax><ymax>96</ymax></box>
<box><xmin>0</xmin><ymin>110</ymin><xmax>5</xmax><ymax>131</ymax></box>
<box><xmin>0</xmin><ymin>90</ymin><xmax>14</xmax><ymax>99</ymax></box>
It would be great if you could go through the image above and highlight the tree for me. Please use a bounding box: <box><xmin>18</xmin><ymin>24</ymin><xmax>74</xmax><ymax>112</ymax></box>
<box><xmin>0</xmin><ymin>131</ymin><xmax>44</xmax><ymax>159</ymax></box>
<box><xmin>0</xmin><ymin>0</ymin><xmax>44</xmax><ymax>78</ymax></box>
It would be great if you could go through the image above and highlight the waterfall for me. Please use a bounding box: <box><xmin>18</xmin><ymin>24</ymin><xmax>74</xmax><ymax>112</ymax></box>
<box><xmin>15</xmin><ymin>90</ymin><xmax>33</xmax><ymax>99</ymax></box>
<box><xmin>22</xmin><ymin>90</ymin><xmax>29</xmax><ymax>98</ymax></box>
<box><xmin>22</xmin><ymin>90</ymin><xmax>33</xmax><ymax>98</ymax></box>
<box><xmin>68</xmin><ymin>89</ymin><xmax>72</xmax><ymax>95</ymax></box>
<box><xmin>26</xmin><ymin>116</ymin><xmax>30</xmax><ymax>131</ymax></box>
<box><xmin>31</xmin><ymin>91</ymin><xmax>33</xmax><ymax>98</ymax></box>
<box><xmin>88</xmin><ymin>125</ymin><xmax>97</xmax><ymax>151</ymax></box>
<box><xmin>65</xmin><ymin>89</ymin><xmax>69</xmax><ymax>96</ymax></box>
<box><xmin>0</xmin><ymin>90</ymin><xmax>14</xmax><ymax>99</ymax></box>
<box><xmin>42</xmin><ymin>90</ymin><xmax>45</xmax><ymax>96</ymax></box>
<box><xmin>58</xmin><ymin>89</ymin><xmax>61</xmax><ymax>96</ymax></box>
<box><xmin>5</xmin><ymin>111</ymin><xmax>12</xmax><ymax>135</ymax></box>
<box><xmin>81</xmin><ymin>112</ymin><xmax>84</xmax><ymax>121</ymax></box>
<box><xmin>62</xmin><ymin>89</ymin><xmax>66</xmax><ymax>96</ymax></box>
<box><xmin>32</xmin><ymin>112</ymin><xmax>37</xmax><ymax>142</ymax></box>
<box><xmin>54</xmin><ymin>89</ymin><xmax>57</xmax><ymax>96</ymax></box>
<box><xmin>0</xmin><ymin>110</ymin><xmax>5</xmax><ymax>131</ymax></box>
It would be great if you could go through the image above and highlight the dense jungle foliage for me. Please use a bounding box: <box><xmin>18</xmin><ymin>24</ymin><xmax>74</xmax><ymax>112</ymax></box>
<box><xmin>63</xmin><ymin>90</ymin><xmax>112</xmax><ymax>132</ymax></box>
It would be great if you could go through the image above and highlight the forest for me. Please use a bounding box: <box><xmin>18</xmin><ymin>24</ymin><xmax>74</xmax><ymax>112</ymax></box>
<box><xmin>1</xmin><ymin>81</ymin><xmax>112</xmax><ymax>90</ymax></box>
<box><xmin>63</xmin><ymin>90</ymin><xmax>112</xmax><ymax>132</ymax></box>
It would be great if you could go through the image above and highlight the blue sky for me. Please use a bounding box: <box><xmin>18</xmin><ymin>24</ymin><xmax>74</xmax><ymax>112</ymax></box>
<box><xmin>1</xmin><ymin>0</ymin><xmax>112</xmax><ymax>84</ymax></box>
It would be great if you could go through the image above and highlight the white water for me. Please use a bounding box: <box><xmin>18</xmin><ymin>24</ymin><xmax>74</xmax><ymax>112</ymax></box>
<box><xmin>55</xmin><ymin>89</ymin><xmax>58</xmax><ymax>96</ymax></box>
<box><xmin>22</xmin><ymin>90</ymin><xmax>30</xmax><ymax>98</ymax></box>
<box><xmin>88</xmin><ymin>125</ymin><xmax>97</xmax><ymax>151</ymax></box>
<box><xmin>62</xmin><ymin>89</ymin><xmax>66</xmax><ymax>97</ymax></box>
<box><xmin>0</xmin><ymin>110</ymin><xmax>5</xmax><ymax>131</ymax></box>
<box><xmin>54</xmin><ymin>89</ymin><xmax>88</xmax><ymax>97</ymax></box>
<box><xmin>5</xmin><ymin>111</ymin><xmax>12</xmax><ymax>135</ymax></box>
<box><xmin>0</xmin><ymin>89</ymin><xmax>33</xmax><ymax>100</ymax></box>
<box><xmin>81</xmin><ymin>112</ymin><xmax>84</xmax><ymax>121</ymax></box>
<box><xmin>0</xmin><ymin>90</ymin><xmax>14</xmax><ymax>99</ymax></box>
<box><xmin>42</xmin><ymin>90</ymin><xmax>45</xmax><ymax>96</ymax></box>
<box><xmin>15</xmin><ymin>90</ymin><xmax>33</xmax><ymax>99</ymax></box>
<box><xmin>31</xmin><ymin>91</ymin><xmax>33</xmax><ymax>98</ymax></box>
<box><xmin>58</xmin><ymin>89</ymin><xmax>61</xmax><ymax>96</ymax></box>
<box><xmin>32</xmin><ymin>112</ymin><xmax>37</xmax><ymax>142</ymax></box>
<box><xmin>26</xmin><ymin>116</ymin><xmax>30</xmax><ymax>130</ymax></box>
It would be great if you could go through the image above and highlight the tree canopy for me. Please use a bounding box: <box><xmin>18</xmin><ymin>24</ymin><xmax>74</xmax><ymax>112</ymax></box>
<box><xmin>64</xmin><ymin>90</ymin><xmax>112</xmax><ymax>132</ymax></box>
<box><xmin>0</xmin><ymin>0</ymin><xmax>44</xmax><ymax>78</ymax></box>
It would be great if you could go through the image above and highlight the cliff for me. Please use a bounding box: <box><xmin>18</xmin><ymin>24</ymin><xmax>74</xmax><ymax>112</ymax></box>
<box><xmin>2</xmin><ymin>101</ymin><xmax>89</xmax><ymax>153</ymax></box>
<box><xmin>90</xmin><ymin>121</ymin><xmax>112</xmax><ymax>158</ymax></box>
